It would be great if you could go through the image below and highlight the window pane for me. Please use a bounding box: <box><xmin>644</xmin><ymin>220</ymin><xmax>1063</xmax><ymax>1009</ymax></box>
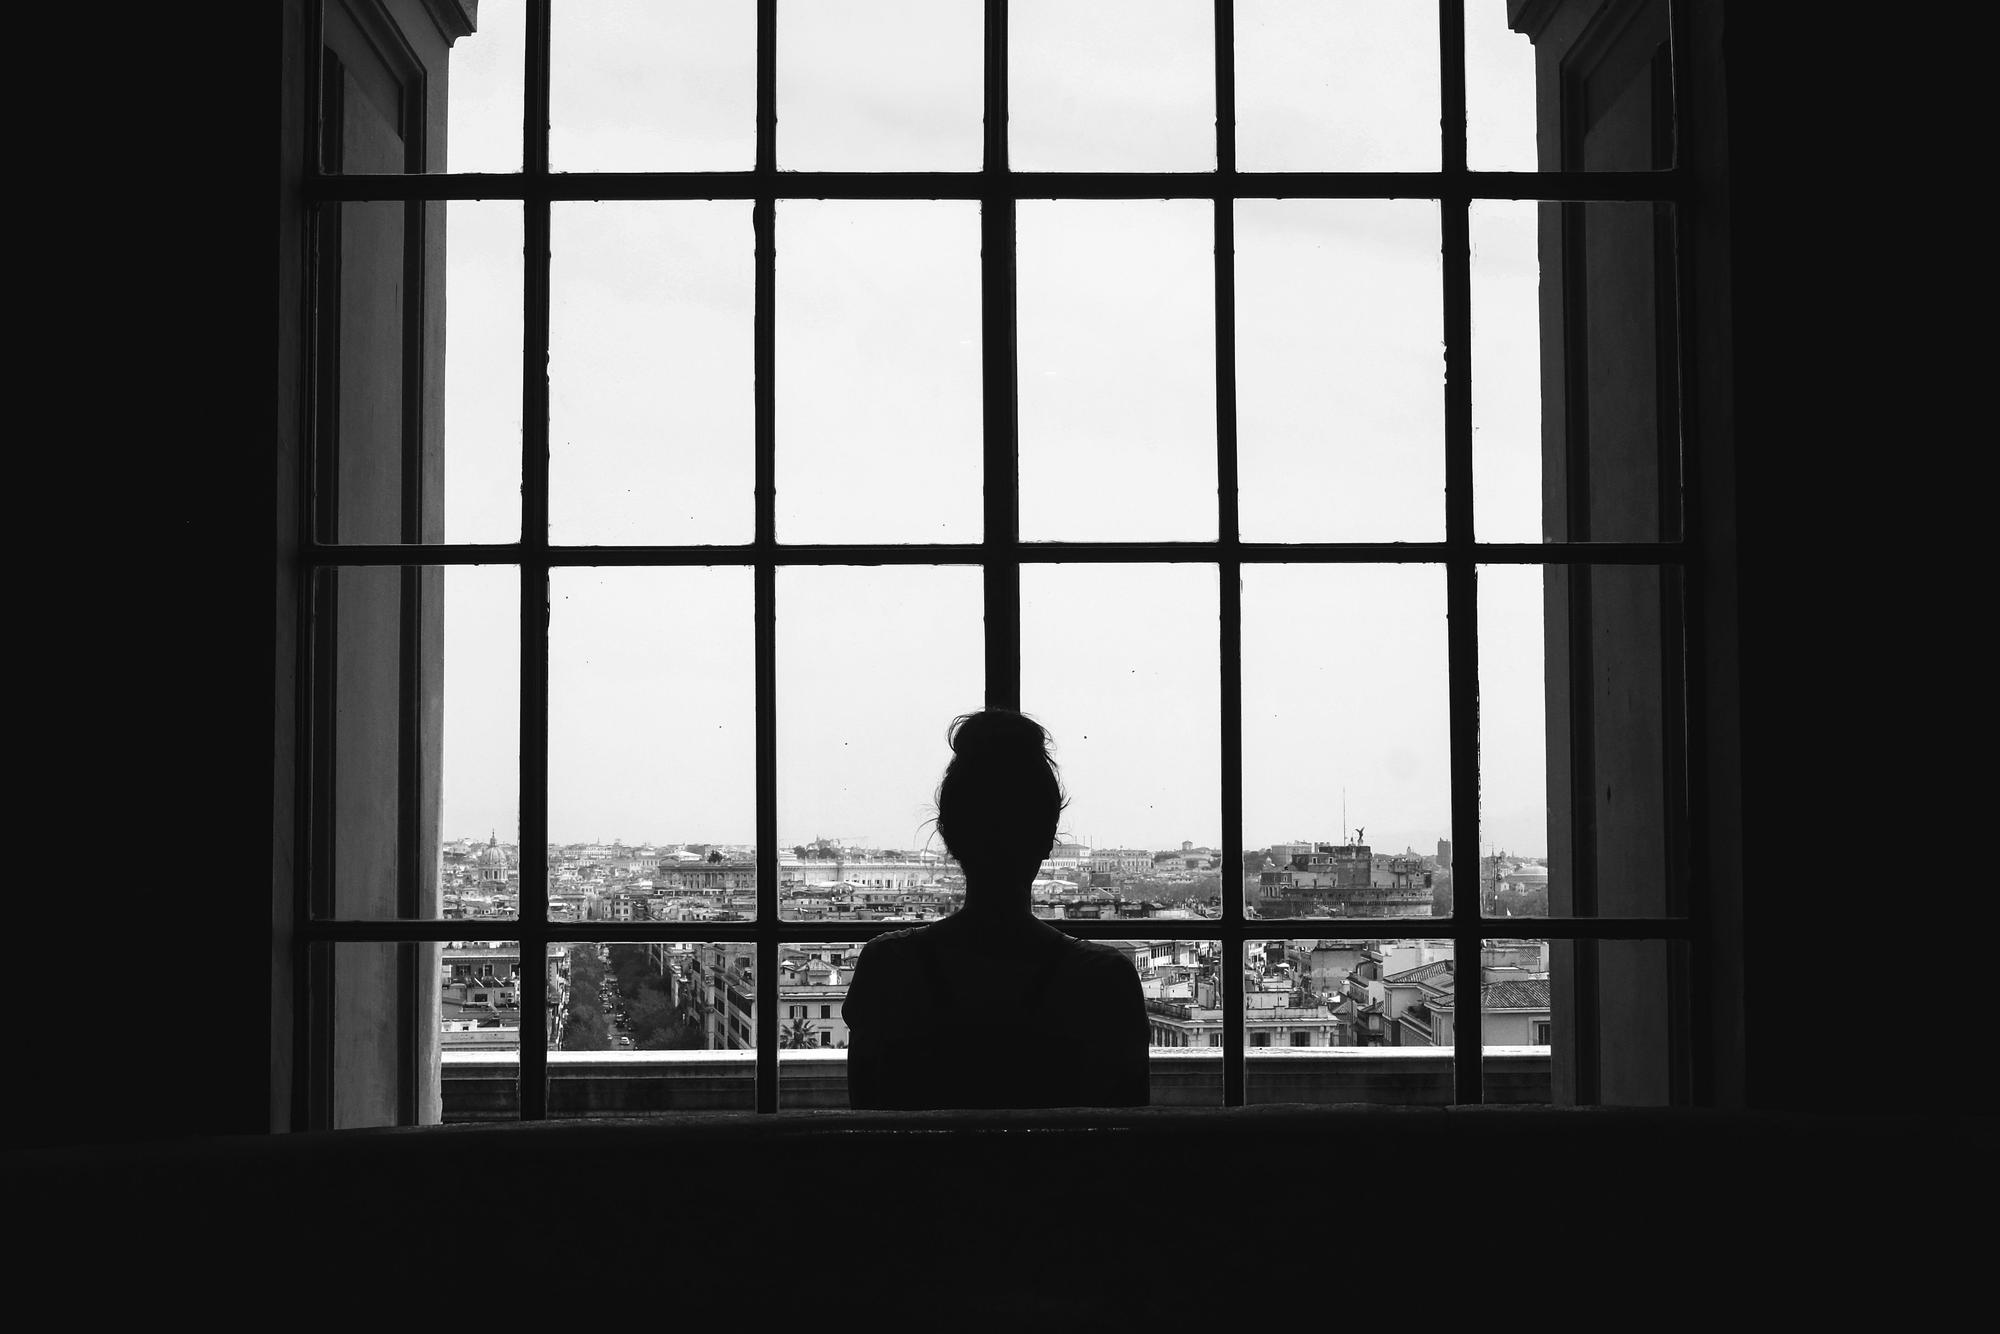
<box><xmin>777</xmin><ymin>566</ymin><xmax>984</xmax><ymax>921</ymax></box>
<box><xmin>775</xmin><ymin>941</ymin><xmax>862</xmax><ymax>1108</ymax></box>
<box><xmin>550</xmin><ymin>0</ymin><xmax>755</xmax><ymax>172</ymax></box>
<box><xmin>1472</xmin><ymin>202</ymin><xmax>1681</xmax><ymax>543</ymax></box>
<box><xmin>1134</xmin><ymin>941</ymin><xmax>1225</xmax><ymax>1107</ymax></box>
<box><xmin>1464</xmin><ymin>0</ymin><xmax>1673</xmax><ymax>172</ymax></box>
<box><xmin>540</xmin><ymin>942</ymin><xmax>758</xmax><ymax>1116</ymax></box>
<box><xmin>1236</xmin><ymin>200</ymin><xmax>1444</xmax><ymax>542</ymax></box>
<box><xmin>315</xmin><ymin>566</ymin><xmax>518</xmax><ymax>920</ymax></box>
<box><xmin>1236</xmin><ymin>0</ymin><xmax>1440</xmax><ymax>171</ymax></box>
<box><xmin>550</xmin><ymin>567</ymin><xmax>756</xmax><ymax>918</ymax></box>
<box><xmin>325</xmin><ymin>201</ymin><xmax>523</xmax><ymax>545</ymax></box>
<box><xmin>1479</xmin><ymin>564</ymin><xmax>1686</xmax><ymax>919</ymax></box>
<box><xmin>322</xmin><ymin>0</ymin><xmax>522</xmax><ymax>174</ymax></box>
<box><xmin>1469</xmin><ymin>201</ymin><xmax>1541</xmax><ymax>542</ymax></box>
<box><xmin>1484</xmin><ymin>937</ymin><xmax>1686</xmax><ymax>1107</ymax></box>
<box><xmin>1246</xmin><ymin>938</ymin><xmax>1455</xmax><ymax>1104</ymax></box>
<box><xmin>1463</xmin><ymin>0</ymin><xmax>1536</xmax><ymax>171</ymax></box>
<box><xmin>1017</xmin><ymin>201</ymin><xmax>1215</xmax><ymax>542</ymax></box>
<box><xmin>777</xmin><ymin>0</ymin><xmax>982</xmax><ymax>170</ymax></box>
<box><xmin>1021</xmin><ymin>564</ymin><xmax>1219</xmax><ymax>891</ymax></box>
<box><xmin>445</xmin><ymin>0</ymin><xmax>525</xmax><ymax>173</ymax></box>
<box><xmin>445</xmin><ymin>202</ymin><xmax>522</xmax><ymax>543</ymax></box>
<box><xmin>1009</xmin><ymin>0</ymin><xmax>1214</xmax><ymax>171</ymax></box>
<box><xmin>777</xmin><ymin>201</ymin><xmax>982</xmax><ymax>544</ymax></box>
<box><xmin>1242</xmin><ymin>565</ymin><xmax>1449</xmax><ymax>921</ymax></box>
<box><xmin>550</xmin><ymin>201</ymin><xmax>754</xmax><ymax>546</ymax></box>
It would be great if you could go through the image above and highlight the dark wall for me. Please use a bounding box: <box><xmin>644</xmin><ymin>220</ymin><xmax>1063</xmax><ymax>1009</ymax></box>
<box><xmin>16</xmin><ymin>7</ymin><xmax>283</xmax><ymax>1147</ymax></box>
<box><xmin>1723</xmin><ymin>12</ymin><xmax>1983</xmax><ymax>1111</ymax></box>
<box><xmin>10</xmin><ymin>3</ymin><xmax>1976</xmax><ymax>1151</ymax></box>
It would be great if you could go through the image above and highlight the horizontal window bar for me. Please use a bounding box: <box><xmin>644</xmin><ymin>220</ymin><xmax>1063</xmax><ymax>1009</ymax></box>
<box><xmin>305</xmin><ymin>170</ymin><xmax>1685</xmax><ymax>205</ymax></box>
<box><xmin>301</xmin><ymin>916</ymin><xmax>1692</xmax><ymax>943</ymax></box>
<box><xmin>300</xmin><ymin>541</ymin><xmax>1689</xmax><ymax>567</ymax></box>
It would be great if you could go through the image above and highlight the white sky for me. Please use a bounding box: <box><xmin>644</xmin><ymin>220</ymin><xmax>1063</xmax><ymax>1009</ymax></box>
<box><xmin>434</xmin><ymin>1</ymin><xmax>1555</xmax><ymax>857</ymax></box>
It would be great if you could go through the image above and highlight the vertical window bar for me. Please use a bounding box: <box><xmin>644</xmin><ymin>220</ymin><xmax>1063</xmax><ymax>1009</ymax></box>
<box><xmin>395</xmin><ymin>88</ymin><xmax>428</xmax><ymax>1119</ymax></box>
<box><xmin>517</xmin><ymin>0</ymin><xmax>553</xmax><ymax>1121</ymax></box>
<box><xmin>299</xmin><ymin>0</ymin><xmax>330</xmax><ymax>1130</ymax></box>
<box><xmin>754</xmin><ymin>0</ymin><xmax>781</xmax><ymax>1110</ymax></box>
<box><xmin>1666</xmin><ymin>0</ymin><xmax>1714</xmax><ymax>1108</ymax></box>
<box><xmin>1438</xmin><ymin>0</ymin><xmax>1485</xmax><ymax>1105</ymax></box>
<box><xmin>982</xmin><ymin>1</ymin><xmax>1020</xmax><ymax>710</ymax></box>
<box><xmin>1213</xmin><ymin>0</ymin><xmax>1245</xmax><ymax>1110</ymax></box>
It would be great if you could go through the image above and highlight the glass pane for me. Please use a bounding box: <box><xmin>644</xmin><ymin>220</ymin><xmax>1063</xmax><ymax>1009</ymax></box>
<box><xmin>777</xmin><ymin>201</ymin><xmax>982</xmax><ymax>544</ymax></box>
<box><xmin>544</xmin><ymin>942</ymin><xmax>757</xmax><ymax>1115</ymax></box>
<box><xmin>324</xmin><ymin>201</ymin><xmax>521</xmax><ymax>545</ymax></box>
<box><xmin>1021</xmin><ymin>564</ymin><xmax>1219</xmax><ymax>899</ymax></box>
<box><xmin>1246</xmin><ymin>938</ymin><xmax>1454</xmax><ymax>1104</ymax></box>
<box><xmin>1017</xmin><ymin>201</ymin><xmax>1215</xmax><ymax>542</ymax></box>
<box><xmin>1242</xmin><ymin>565</ymin><xmax>1449</xmax><ymax>921</ymax></box>
<box><xmin>777</xmin><ymin>0</ymin><xmax>982</xmax><ymax>170</ymax></box>
<box><xmin>550</xmin><ymin>0</ymin><xmax>755</xmax><ymax>172</ymax></box>
<box><xmin>1236</xmin><ymin>199</ymin><xmax>1444</xmax><ymax>542</ymax></box>
<box><xmin>1469</xmin><ymin>200</ymin><xmax>1541</xmax><ymax>542</ymax></box>
<box><xmin>774</xmin><ymin>941</ymin><xmax>863</xmax><ymax>1109</ymax></box>
<box><xmin>777</xmin><ymin>566</ymin><xmax>983</xmax><ymax>920</ymax></box>
<box><xmin>446</xmin><ymin>0</ymin><xmax>525</xmax><ymax>172</ymax></box>
<box><xmin>445</xmin><ymin>202</ymin><xmax>522</xmax><ymax>543</ymax></box>
<box><xmin>550</xmin><ymin>201</ymin><xmax>754</xmax><ymax>546</ymax></box>
<box><xmin>1465</xmin><ymin>0</ymin><xmax>1673</xmax><ymax>172</ymax></box>
<box><xmin>322</xmin><ymin>0</ymin><xmax>522</xmax><ymax>174</ymax></box>
<box><xmin>1484</xmin><ymin>937</ymin><xmax>1685</xmax><ymax>1106</ymax></box>
<box><xmin>1463</xmin><ymin>0</ymin><xmax>1536</xmax><ymax>171</ymax></box>
<box><xmin>1134</xmin><ymin>940</ymin><xmax>1224</xmax><ymax>1107</ymax></box>
<box><xmin>436</xmin><ymin>939</ymin><xmax>535</xmax><ymax>1122</ymax></box>
<box><xmin>1479</xmin><ymin>564</ymin><xmax>1685</xmax><ymax>917</ymax></box>
<box><xmin>316</xmin><ymin>566</ymin><xmax>518</xmax><ymax>919</ymax></box>
<box><xmin>1010</xmin><ymin>0</ymin><xmax>1214</xmax><ymax>171</ymax></box>
<box><xmin>1236</xmin><ymin>0</ymin><xmax>1440</xmax><ymax>171</ymax></box>
<box><xmin>1472</xmin><ymin>202</ymin><xmax>1681</xmax><ymax>543</ymax></box>
<box><xmin>549</xmin><ymin>567</ymin><xmax>756</xmax><ymax>918</ymax></box>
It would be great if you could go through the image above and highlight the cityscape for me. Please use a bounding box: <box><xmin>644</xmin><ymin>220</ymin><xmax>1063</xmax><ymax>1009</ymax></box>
<box><xmin>435</xmin><ymin>833</ymin><xmax>1555</xmax><ymax>1072</ymax></box>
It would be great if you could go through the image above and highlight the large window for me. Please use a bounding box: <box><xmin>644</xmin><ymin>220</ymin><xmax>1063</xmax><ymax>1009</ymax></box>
<box><xmin>297</xmin><ymin>0</ymin><xmax>1717</xmax><ymax>1125</ymax></box>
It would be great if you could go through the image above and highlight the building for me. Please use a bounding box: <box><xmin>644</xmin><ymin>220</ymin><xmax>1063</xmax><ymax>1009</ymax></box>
<box><xmin>1256</xmin><ymin>842</ymin><xmax>1432</xmax><ymax>918</ymax></box>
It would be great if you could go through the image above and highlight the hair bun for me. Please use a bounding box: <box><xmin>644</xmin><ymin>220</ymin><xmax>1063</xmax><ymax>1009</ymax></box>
<box><xmin>948</xmin><ymin>709</ymin><xmax>1050</xmax><ymax>756</ymax></box>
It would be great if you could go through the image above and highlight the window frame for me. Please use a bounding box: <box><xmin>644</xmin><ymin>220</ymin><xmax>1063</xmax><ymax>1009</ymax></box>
<box><xmin>291</xmin><ymin>0</ymin><xmax>1729</xmax><ymax>1125</ymax></box>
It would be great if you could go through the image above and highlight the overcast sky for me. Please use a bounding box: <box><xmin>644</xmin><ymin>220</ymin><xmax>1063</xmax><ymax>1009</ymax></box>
<box><xmin>432</xmin><ymin>1</ymin><xmax>1555</xmax><ymax>857</ymax></box>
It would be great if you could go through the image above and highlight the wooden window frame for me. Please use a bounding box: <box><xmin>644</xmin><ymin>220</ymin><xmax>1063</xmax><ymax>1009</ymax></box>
<box><xmin>291</xmin><ymin>0</ymin><xmax>1734</xmax><ymax>1123</ymax></box>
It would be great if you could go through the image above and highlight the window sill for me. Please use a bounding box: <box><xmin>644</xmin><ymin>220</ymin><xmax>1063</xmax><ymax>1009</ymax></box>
<box><xmin>439</xmin><ymin>1047</ymin><xmax>1555</xmax><ymax>1118</ymax></box>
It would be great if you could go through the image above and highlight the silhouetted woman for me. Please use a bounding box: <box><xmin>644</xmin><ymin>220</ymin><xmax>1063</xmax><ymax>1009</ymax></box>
<box><xmin>842</xmin><ymin>710</ymin><xmax>1150</xmax><ymax>1109</ymax></box>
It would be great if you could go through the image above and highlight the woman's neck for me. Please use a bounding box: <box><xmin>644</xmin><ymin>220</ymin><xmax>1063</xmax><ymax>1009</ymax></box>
<box><xmin>954</xmin><ymin>871</ymin><xmax>1034</xmax><ymax>921</ymax></box>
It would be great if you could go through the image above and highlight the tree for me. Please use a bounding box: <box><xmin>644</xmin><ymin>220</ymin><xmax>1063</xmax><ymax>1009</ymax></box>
<box><xmin>779</xmin><ymin>1016</ymin><xmax>819</xmax><ymax>1049</ymax></box>
<box><xmin>1494</xmin><ymin>883</ymin><xmax>1547</xmax><ymax>918</ymax></box>
<box><xmin>707</xmin><ymin>849</ymin><xmax>724</xmax><ymax>864</ymax></box>
<box><xmin>1430</xmin><ymin>869</ymin><xmax>1454</xmax><ymax>917</ymax></box>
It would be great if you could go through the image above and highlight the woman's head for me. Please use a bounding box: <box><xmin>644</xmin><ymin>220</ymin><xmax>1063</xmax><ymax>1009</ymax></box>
<box><xmin>934</xmin><ymin>710</ymin><xmax>1066</xmax><ymax>881</ymax></box>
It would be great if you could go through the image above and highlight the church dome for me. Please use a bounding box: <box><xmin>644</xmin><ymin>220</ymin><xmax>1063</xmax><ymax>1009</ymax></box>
<box><xmin>477</xmin><ymin>833</ymin><xmax>510</xmax><ymax>880</ymax></box>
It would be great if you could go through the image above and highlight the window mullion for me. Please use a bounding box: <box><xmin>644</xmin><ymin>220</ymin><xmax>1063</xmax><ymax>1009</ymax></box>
<box><xmin>1439</xmin><ymin>0</ymin><xmax>1485</xmax><ymax>1106</ymax></box>
<box><xmin>754</xmin><ymin>0</ymin><xmax>780</xmax><ymax>1112</ymax></box>
<box><xmin>516</xmin><ymin>0</ymin><xmax>553</xmax><ymax>1122</ymax></box>
<box><xmin>982</xmin><ymin>1</ymin><xmax>1020</xmax><ymax>713</ymax></box>
<box><xmin>1213</xmin><ymin>0</ymin><xmax>1246</xmax><ymax>1109</ymax></box>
